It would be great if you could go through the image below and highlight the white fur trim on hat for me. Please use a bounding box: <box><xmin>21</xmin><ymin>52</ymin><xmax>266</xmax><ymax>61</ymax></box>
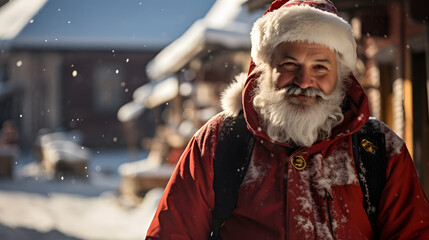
<box><xmin>251</xmin><ymin>5</ymin><xmax>357</xmax><ymax>72</ymax></box>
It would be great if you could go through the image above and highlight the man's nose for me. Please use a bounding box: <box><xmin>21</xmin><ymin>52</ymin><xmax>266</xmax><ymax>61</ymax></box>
<box><xmin>294</xmin><ymin>68</ymin><xmax>315</xmax><ymax>89</ymax></box>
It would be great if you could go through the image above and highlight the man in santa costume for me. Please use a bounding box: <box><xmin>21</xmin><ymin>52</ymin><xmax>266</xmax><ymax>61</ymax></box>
<box><xmin>146</xmin><ymin>0</ymin><xmax>429</xmax><ymax>239</ymax></box>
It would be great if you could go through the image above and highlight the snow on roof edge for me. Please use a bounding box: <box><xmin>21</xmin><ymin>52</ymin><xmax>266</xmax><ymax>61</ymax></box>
<box><xmin>0</xmin><ymin>0</ymin><xmax>48</xmax><ymax>41</ymax></box>
<box><xmin>146</xmin><ymin>20</ymin><xmax>207</xmax><ymax>81</ymax></box>
<box><xmin>145</xmin><ymin>0</ymin><xmax>261</xmax><ymax>81</ymax></box>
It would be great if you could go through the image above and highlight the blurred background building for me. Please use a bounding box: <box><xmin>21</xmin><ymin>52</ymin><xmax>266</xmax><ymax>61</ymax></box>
<box><xmin>0</xmin><ymin>0</ymin><xmax>214</xmax><ymax>151</ymax></box>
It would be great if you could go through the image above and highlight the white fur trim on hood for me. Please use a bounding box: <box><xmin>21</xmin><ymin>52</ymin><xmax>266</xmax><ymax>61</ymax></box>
<box><xmin>251</xmin><ymin>4</ymin><xmax>356</xmax><ymax>72</ymax></box>
<box><xmin>221</xmin><ymin>73</ymin><xmax>247</xmax><ymax>117</ymax></box>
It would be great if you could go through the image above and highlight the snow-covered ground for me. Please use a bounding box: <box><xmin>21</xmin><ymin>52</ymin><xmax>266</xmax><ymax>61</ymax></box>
<box><xmin>0</xmin><ymin>149</ymin><xmax>164</xmax><ymax>240</ymax></box>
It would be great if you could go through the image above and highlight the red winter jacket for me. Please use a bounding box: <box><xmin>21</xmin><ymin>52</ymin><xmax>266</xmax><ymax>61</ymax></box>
<box><xmin>146</xmin><ymin>67</ymin><xmax>429</xmax><ymax>239</ymax></box>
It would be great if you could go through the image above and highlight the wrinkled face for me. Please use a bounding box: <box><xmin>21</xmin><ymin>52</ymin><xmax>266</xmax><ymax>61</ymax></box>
<box><xmin>271</xmin><ymin>41</ymin><xmax>338</xmax><ymax>105</ymax></box>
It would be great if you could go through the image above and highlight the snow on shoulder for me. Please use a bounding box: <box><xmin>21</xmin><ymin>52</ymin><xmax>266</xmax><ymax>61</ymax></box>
<box><xmin>364</xmin><ymin>118</ymin><xmax>404</xmax><ymax>158</ymax></box>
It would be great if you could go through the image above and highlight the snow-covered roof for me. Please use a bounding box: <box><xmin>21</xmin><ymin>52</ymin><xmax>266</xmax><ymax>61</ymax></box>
<box><xmin>0</xmin><ymin>0</ymin><xmax>47</xmax><ymax>49</ymax></box>
<box><xmin>0</xmin><ymin>0</ymin><xmax>215</xmax><ymax>51</ymax></box>
<box><xmin>117</xmin><ymin>75</ymin><xmax>178</xmax><ymax>122</ymax></box>
<box><xmin>146</xmin><ymin>0</ymin><xmax>264</xmax><ymax>80</ymax></box>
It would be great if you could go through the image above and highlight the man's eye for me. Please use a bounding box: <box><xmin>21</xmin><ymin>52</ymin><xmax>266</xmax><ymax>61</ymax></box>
<box><xmin>280</xmin><ymin>62</ymin><xmax>298</xmax><ymax>70</ymax></box>
<box><xmin>314</xmin><ymin>65</ymin><xmax>328</xmax><ymax>70</ymax></box>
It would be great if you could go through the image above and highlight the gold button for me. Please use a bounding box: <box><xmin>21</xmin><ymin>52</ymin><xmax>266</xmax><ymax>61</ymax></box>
<box><xmin>291</xmin><ymin>155</ymin><xmax>306</xmax><ymax>170</ymax></box>
<box><xmin>361</xmin><ymin>139</ymin><xmax>376</xmax><ymax>154</ymax></box>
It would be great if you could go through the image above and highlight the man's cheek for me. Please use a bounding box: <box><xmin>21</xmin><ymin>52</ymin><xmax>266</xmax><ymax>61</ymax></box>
<box><xmin>276</xmin><ymin>74</ymin><xmax>294</xmax><ymax>89</ymax></box>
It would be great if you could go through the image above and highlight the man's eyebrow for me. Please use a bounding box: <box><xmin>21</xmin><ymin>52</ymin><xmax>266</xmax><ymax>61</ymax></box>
<box><xmin>314</xmin><ymin>59</ymin><xmax>333</xmax><ymax>65</ymax></box>
<box><xmin>278</xmin><ymin>55</ymin><xmax>297</xmax><ymax>61</ymax></box>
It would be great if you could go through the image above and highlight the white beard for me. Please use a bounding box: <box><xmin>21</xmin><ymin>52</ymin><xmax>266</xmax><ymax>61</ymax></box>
<box><xmin>252</xmin><ymin>64</ymin><xmax>346</xmax><ymax>147</ymax></box>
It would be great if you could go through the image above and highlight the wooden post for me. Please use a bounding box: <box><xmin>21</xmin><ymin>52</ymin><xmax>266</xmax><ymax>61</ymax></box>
<box><xmin>399</xmin><ymin>1</ymin><xmax>414</xmax><ymax>158</ymax></box>
<box><xmin>423</xmin><ymin>24</ymin><xmax>429</xmax><ymax>197</ymax></box>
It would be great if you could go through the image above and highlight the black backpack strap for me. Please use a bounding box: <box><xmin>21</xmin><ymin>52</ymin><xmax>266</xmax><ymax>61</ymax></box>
<box><xmin>352</xmin><ymin>118</ymin><xmax>386</xmax><ymax>239</ymax></box>
<box><xmin>210</xmin><ymin>112</ymin><xmax>255</xmax><ymax>240</ymax></box>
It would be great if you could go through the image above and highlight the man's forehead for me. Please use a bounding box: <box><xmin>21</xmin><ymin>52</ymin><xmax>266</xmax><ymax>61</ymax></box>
<box><xmin>273</xmin><ymin>41</ymin><xmax>336</xmax><ymax>61</ymax></box>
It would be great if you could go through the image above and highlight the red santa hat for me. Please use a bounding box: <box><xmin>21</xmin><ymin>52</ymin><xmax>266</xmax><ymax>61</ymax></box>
<box><xmin>251</xmin><ymin>0</ymin><xmax>357</xmax><ymax>72</ymax></box>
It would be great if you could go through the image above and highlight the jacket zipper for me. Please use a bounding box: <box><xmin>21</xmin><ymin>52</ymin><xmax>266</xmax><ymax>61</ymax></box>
<box><xmin>324</xmin><ymin>190</ymin><xmax>335</xmax><ymax>239</ymax></box>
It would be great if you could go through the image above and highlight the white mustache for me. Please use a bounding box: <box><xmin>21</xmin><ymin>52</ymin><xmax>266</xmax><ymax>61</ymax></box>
<box><xmin>284</xmin><ymin>85</ymin><xmax>329</xmax><ymax>100</ymax></box>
